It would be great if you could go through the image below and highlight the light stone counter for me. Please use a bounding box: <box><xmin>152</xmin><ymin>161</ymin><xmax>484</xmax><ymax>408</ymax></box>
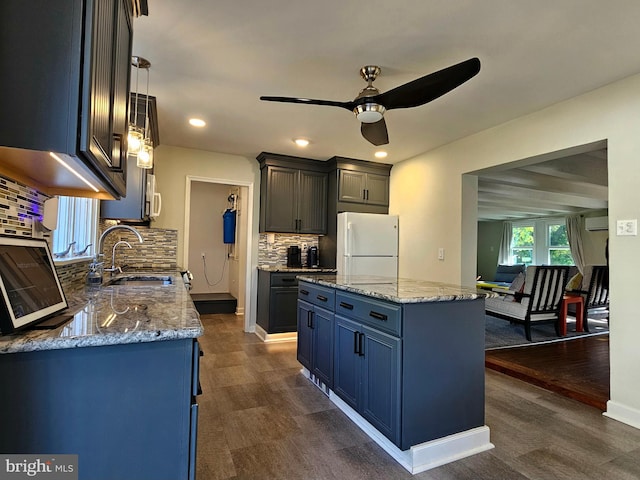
<box><xmin>297</xmin><ymin>274</ymin><xmax>494</xmax><ymax>303</ymax></box>
<box><xmin>0</xmin><ymin>272</ymin><xmax>202</xmax><ymax>354</ymax></box>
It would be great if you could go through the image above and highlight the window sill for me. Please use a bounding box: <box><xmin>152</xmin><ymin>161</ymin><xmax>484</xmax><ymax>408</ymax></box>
<box><xmin>53</xmin><ymin>256</ymin><xmax>94</xmax><ymax>266</ymax></box>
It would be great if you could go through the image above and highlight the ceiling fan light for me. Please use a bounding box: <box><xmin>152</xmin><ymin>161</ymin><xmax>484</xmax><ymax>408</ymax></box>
<box><xmin>354</xmin><ymin>104</ymin><xmax>385</xmax><ymax>123</ymax></box>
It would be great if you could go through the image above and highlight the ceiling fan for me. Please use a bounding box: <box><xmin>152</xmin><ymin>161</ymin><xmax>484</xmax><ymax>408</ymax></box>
<box><xmin>260</xmin><ymin>57</ymin><xmax>481</xmax><ymax>146</ymax></box>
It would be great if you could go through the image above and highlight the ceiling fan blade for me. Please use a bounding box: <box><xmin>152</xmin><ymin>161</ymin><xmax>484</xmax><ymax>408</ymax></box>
<box><xmin>260</xmin><ymin>96</ymin><xmax>354</xmax><ymax>111</ymax></box>
<box><xmin>374</xmin><ymin>57</ymin><xmax>481</xmax><ymax>110</ymax></box>
<box><xmin>361</xmin><ymin>118</ymin><xmax>388</xmax><ymax>146</ymax></box>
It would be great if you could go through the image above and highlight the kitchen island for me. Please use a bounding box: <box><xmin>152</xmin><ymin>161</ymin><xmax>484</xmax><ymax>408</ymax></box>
<box><xmin>0</xmin><ymin>273</ymin><xmax>202</xmax><ymax>480</ymax></box>
<box><xmin>296</xmin><ymin>274</ymin><xmax>494</xmax><ymax>474</ymax></box>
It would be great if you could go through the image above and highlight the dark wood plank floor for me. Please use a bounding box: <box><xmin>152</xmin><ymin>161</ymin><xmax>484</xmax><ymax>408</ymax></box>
<box><xmin>485</xmin><ymin>334</ymin><xmax>610</xmax><ymax>410</ymax></box>
<box><xmin>196</xmin><ymin>314</ymin><xmax>640</xmax><ymax>479</ymax></box>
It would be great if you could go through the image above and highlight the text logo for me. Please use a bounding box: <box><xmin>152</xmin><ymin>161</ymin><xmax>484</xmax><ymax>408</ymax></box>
<box><xmin>0</xmin><ymin>455</ymin><xmax>77</xmax><ymax>480</ymax></box>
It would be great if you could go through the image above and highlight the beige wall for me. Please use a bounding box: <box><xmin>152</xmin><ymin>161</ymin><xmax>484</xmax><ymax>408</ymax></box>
<box><xmin>152</xmin><ymin>145</ymin><xmax>260</xmax><ymax>327</ymax></box>
<box><xmin>390</xmin><ymin>72</ymin><xmax>640</xmax><ymax>429</ymax></box>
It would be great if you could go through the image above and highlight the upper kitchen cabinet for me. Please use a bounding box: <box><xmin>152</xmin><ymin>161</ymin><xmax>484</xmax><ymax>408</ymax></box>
<box><xmin>333</xmin><ymin>158</ymin><xmax>391</xmax><ymax>207</ymax></box>
<box><xmin>0</xmin><ymin>0</ymin><xmax>140</xmax><ymax>199</ymax></box>
<box><xmin>257</xmin><ymin>152</ymin><xmax>328</xmax><ymax>234</ymax></box>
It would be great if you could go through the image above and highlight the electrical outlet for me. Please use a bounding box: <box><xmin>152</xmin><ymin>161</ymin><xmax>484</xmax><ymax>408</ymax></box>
<box><xmin>201</xmin><ymin>252</ymin><xmax>206</xmax><ymax>259</ymax></box>
<box><xmin>616</xmin><ymin>219</ymin><xmax>637</xmax><ymax>236</ymax></box>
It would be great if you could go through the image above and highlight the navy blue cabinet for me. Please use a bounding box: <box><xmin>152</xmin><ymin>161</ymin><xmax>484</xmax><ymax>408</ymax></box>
<box><xmin>297</xmin><ymin>282</ymin><xmax>335</xmax><ymax>389</ymax></box>
<box><xmin>334</xmin><ymin>313</ymin><xmax>401</xmax><ymax>445</ymax></box>
<box><xmin>299</xmin><ymin>280</ymin><xmax>486</xmax><ymax>451</ymax></box>
<box><xmin>0</xmin><ymin>338</ymin><xmax>201</xmax><ymax>480</ymax></box>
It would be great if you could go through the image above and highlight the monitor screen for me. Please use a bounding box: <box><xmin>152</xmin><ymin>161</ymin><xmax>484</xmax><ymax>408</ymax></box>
<box><xmin>0</xmin><ymin>236</ymin><xmax>68</xmax><ymax>334</ymax></box>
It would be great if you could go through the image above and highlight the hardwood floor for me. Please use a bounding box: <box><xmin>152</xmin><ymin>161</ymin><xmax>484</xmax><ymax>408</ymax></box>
<box><xmin>196</xmin><ymin>313</ymin><xmax>640</xmax><ymax>479</ymax></box>
<box><xmin>485</xmin><ymin>335</ymin><xmax>610</xmax><ymax>410</ymax></box>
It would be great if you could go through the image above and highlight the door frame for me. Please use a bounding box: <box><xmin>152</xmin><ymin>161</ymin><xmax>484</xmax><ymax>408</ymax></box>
<box><xmin>184</xmin><ymin>175</ymin><xmax>255</xmax><ymax>333</ymax></box>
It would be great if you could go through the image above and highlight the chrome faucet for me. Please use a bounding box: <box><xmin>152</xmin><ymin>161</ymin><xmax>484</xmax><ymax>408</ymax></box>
<box><xmin>106</xmin><ymin>241</ymin><xmax>132</xmax><ymax>274</ymax></box>
<box><xmin>92</xmin><ymin>225</ymin><xmax>144</xmax><ymax>276</ymax></box>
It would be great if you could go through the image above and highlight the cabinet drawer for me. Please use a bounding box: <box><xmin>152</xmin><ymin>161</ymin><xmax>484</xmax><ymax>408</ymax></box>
<box><xmin>270</xmin><ymin>274</ymin><xmax>299</xmax><ymax>287</ymax></box>
<box><xmin>335</xmin><ymin>291</ymin><xmax>401</xmax><ymax>336</ymax></box>
<box><xmin>298</xmin><ymin>282</ymin><xmax>335</xmax><ymax>310</ymax></box>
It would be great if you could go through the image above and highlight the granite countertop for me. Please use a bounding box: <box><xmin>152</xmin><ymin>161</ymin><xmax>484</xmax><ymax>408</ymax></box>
<box><xmin>258</xmin><ymin>265</ymin><xmax>337</xmax><ymax>273</ymax></box>
<box><xmin>0</xmin><ymin>272</ymin><xmax>202</xmax><ymax>355</ymax></box>
<box><xmin>297</xmin><ymin>274</ymin><xmax>495</xmax><ymax>304</ymax></box>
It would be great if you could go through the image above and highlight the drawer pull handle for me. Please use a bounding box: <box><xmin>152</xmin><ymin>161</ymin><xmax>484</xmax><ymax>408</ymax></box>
<box><xmin>282</xmin><ymin>278</ymin><xmax>296</xmax><ymax>282</ymax></box>
<box><xmin>339</xmin><ymin>301</ymin><xmax>354</xmax><ymax>310</ymax></box>
<box><xmin>300</xmin><ymin>289</ymin><xmax>309</xmax><ymax>295</ymax></box>
<box><xmin>369</xmin><ymin>311</ymin><xmax>388</xmax><ymax>321</ymax></box>
<box><xmin>317</xmin><ymin>295</ymin><xmax>328</xmax><ymax>302</ymax></box>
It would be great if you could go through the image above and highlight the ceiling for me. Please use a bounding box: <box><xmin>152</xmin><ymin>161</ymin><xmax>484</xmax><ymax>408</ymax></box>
<box><xmin>131</xmin><ymin>1</ymin><xmax>636</xmax><ymax>217</ymax></box>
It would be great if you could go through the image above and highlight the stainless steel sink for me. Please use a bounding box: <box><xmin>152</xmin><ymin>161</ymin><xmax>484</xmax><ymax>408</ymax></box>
<box><xmin>106</xmin><ymin>275</ymin><xmax>173</xmax><ymax>286</ymax></box>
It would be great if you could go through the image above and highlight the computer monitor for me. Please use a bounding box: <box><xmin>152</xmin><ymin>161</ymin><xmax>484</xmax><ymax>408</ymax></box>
<box><xmin>0</xmin><ymin>236</ymin><xmax>68</xmax><ymax>334</ymax></box>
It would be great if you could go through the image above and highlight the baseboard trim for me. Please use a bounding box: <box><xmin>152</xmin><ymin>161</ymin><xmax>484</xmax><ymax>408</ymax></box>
<box><xmin>604</xmin><ymin>400</ymin><xmax>640</xmax><ymax>430</ymax></box>
<box><xmin>254</xmin><ymin>325</ymin><xmax>297</xmax><ymax>343</ymax></box>
<box><xmin>328</xmin><ymin>391</ymin><xmax>493</xmax><ymax>474</ymax></box>
<box><xmin>235</xmin><ymin>307</ymin><xmax>245</xmax><ymax>315</ymax></box>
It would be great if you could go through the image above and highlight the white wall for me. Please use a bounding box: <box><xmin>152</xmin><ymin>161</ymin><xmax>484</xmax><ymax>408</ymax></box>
<box><xmin>390</xmin><ymin>72</ymin><xmax>640</xmax><ymax>429</ymax></box>
<box><xmin>188</xmin><ymin>181</ymin><xmax>233</xmax><ymax>294</ymax></box>
<box><xmin>152</xmin><ymin>145</ymin><xmax>260</xmax><ymax>329</ymax></box>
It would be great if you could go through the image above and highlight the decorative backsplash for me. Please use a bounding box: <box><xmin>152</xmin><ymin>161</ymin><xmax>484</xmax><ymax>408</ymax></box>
<box><xmin>0</xmin><ymin>176</ymin><xmax>50</xmax><ymax>239</ymax></box>
<box><xmin>258</xmin><ymin>233</ymin><xmax>319</xmax><ymax>266</ymax></box>
<box><xmin>100</xmin><ymin>220</ymin><xmax>178</xmax><ymax>271</ymax></box>
<box><xmin>0</xmin><ymin>172</ymin><xmax>180</xmax><ymax>294</ymax></box>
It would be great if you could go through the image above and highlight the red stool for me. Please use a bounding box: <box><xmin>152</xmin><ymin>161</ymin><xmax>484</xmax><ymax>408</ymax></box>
<box><xmin>559</xmin><ymin>294</ymin><xmax>584</xmax><ymax>335</ymax></box>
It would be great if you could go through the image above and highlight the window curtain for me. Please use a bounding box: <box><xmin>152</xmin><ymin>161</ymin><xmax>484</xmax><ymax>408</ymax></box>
<box><xmin>53</xmin><ymin>196</ymin><xmax>99</xmax><ymax>257</ymax></box>
<box><xmin>498</xmin><ymin>221</ymin><xmax>513</xmax><ymax>264</ymax></box>
<box><xmin>565</xmin><ymin>215</ymin><xmax>585</xmax><ymax>274</ymax></box>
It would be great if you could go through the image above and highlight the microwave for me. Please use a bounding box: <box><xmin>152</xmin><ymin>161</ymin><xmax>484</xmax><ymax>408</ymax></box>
<box><xmin>146</xmin><ymin>173</ymin><xmax>162</xmax><ymax>218</ymax></box>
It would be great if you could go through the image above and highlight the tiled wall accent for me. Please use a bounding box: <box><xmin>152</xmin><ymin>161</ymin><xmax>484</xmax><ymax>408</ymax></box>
<box><xmin>0</xmin><ymin>176</ymin><xmax>50</xmax><ymax>239</ymax></box>
<box><xmin>258</xmin><ymin>233</ymin><xmax>319</xmax><ymax>266</ymax></box>
<box><xmin>99</xmin><ymin>220</ymin><xmax>178</xmax><ymax>271</ymax></box>
<box><xmin>0</xmin><ymin>174</ymin><xmax>90</xmax><ymax>293</ymax></box>
<box><xmin>56</xmin><ymin>260</ymin><xmax>93</xmax><ymax>293</ymax></box>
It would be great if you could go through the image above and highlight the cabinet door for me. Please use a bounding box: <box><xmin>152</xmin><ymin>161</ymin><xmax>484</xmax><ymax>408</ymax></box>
<box><xmin>360</xmin><ymin>324</ymin><xmax>401</xmax><ymax>444</ymax></box>
<box><xmin>297</xmin><ymin>299</ymin><xmax>314</xmax><ymax>371</ymax></box>
<box><xmin>338</xmin><ymin>170</ymin><xmax>367</xmax><ymax>204</ymax></box>
<box><xmin>364</xmin><ymin>173</ymin><xmax>389</xmax><ymax>206</ymax></box>
<box><xmin>86</xmin><ymin>0</ymin><xmax>116</xmax><ymax>169</ymax></box>
<box><xmin>263</xmin><ymin>166</ymin><xmax>298</xmax><ymax>232</ymax></box>
<box><xmin>297</xmin><ymin>170</ymin><xmax>328</xmax><ymax>234</ymax></box>
<box><xmin>333</xmin><ymin>316</ymin><xmax>360</xmax><ymax>410</ymax></box>
<box><xmin>109</xmin><ymin>0</ymin><xmax>132</xmax><ymax>182</ymax></box>
<box><xmin>270</xmin><ymin>287</ymin><xmax>299</xmax><ymax>333</ymax></box>
<box><xmin>311</xmin><ymin>306</ymin><xmax>334</xmax><ymax>388</ymax></box>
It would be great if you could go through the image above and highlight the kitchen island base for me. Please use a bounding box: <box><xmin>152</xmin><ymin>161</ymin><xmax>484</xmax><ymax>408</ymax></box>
<box><xmin>302</xmin><ymin>367</ymin><xmax>494</xmax><ymax>474</ymax></box>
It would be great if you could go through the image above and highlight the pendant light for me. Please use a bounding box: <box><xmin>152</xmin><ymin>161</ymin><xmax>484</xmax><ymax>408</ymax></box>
<box><xmin>127</xmin><ymin>56</ymin><xmax>154</xmax><ymax>168</ymax></box>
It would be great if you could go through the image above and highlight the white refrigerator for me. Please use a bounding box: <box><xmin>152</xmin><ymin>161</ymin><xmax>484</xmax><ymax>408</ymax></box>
<box><xmin>336</xmin><ymin>212</ymin><xmax>399</xmax><ymax>277</ymax></box>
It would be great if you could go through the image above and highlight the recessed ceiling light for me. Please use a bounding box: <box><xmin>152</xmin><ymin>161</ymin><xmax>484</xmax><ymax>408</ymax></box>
<box><xmin>374</xmin><ymin>151</ymin><xmax>388</xmax><ymax>159</ymax></box>
<box><xmin>294</xmin><ymin>138</ymin><xmax>310</xmax><ymax>147</ymax></box>
<box><xmin>189</xmin><ymin>118</ymin><xmax>206</xmax><ymax>127</ymax></box>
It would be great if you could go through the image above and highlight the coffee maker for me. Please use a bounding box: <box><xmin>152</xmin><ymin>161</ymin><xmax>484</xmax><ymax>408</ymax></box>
<box><xmin>306</xmin><ymin>246</ymin><xmax>318</xmax><ymax>267</ymax></box>
<box><xmin>286</xmin><ymin>245</ymin><xmax>302</xmax><ymax>267</ymax></box>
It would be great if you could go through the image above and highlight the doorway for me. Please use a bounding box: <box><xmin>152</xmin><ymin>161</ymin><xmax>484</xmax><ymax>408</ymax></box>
<box><xmin>184</xmin><ymin>176</ymin><xmax>253</xmax><ymax>332</ymax></box>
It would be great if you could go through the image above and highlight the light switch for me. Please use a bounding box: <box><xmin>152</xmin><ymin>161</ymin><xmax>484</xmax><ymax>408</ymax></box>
<box><xmin>616</xmin><ymin>219</ymin><xmax>637</xmax><ymax>236</ymax></box>
<box><xmin>438</xmin><ymin>248</ymin><xmax>445</xmax><ymax>260</ymax></box>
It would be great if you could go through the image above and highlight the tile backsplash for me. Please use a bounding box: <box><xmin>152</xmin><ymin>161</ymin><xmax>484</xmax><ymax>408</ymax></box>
<box><xmin>258</xmin><ymin>233</ymin><xmax>319</xmax><ymax>266</ymax></box>
<box><xmin>0</xmin><ymin>172</ymin><xmax>179</xmax><ymax>294</ymax></box>
<box><xmin>0</xmin><ymin>176</ymin><xmax>50</xmax><ymax>239</ymax></box>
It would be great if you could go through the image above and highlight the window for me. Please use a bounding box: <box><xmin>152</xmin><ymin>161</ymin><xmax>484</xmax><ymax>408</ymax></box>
<box><xmin>547</xmin><ymin>223</ymin><xmax>572</xmax><ymax>265</ymax></box>
<box><xmin>510</xmin><ymin>219</ymin><xmax>574</xmax><ymax>267</ymax></box>
<box><xmin>511</xmin><ymin>224</ymin><xmax>535</xmax><ymax>266</ymax></box>
<box><xmin>52</xmin><ymin>196</ymin><xmax>99</xmax><ymax>261</ymax></box>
